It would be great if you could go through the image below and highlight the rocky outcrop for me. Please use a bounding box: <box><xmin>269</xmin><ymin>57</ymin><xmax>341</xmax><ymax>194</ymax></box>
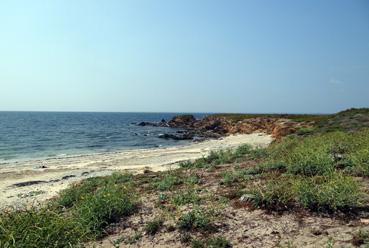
<box><xmin>138</xmin><ymin>114</ymin><xmax>311</xmax><ymax>141</ymax></box>
<box><xmin>195</xmin><ymin>116</ymin><xmax>309</xmax><ymax>139</ymax></box>
<box><xmin>168</xmin><ymin>115</ymin><xmax>197</xmax><ymax>128</ymax></box>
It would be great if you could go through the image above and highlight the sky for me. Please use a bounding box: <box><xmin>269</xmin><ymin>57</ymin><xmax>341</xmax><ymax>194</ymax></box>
<box><xmin>0</xmin><ymin>0</ymin><xmax>369</xmax><ymax>113</ymax></box>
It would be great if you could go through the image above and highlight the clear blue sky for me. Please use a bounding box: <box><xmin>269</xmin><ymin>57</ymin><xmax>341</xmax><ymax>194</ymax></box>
<box><xmin>1</xmin><ymin>0</ymin><xmax>368</xmax><ymax>113</ymax></box>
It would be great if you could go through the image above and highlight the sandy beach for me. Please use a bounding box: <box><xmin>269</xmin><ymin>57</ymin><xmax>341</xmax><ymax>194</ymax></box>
<box><xmin>0</xmin><ymin>133</ymin><xmax>272</xmax><ymax>209</ymax></box>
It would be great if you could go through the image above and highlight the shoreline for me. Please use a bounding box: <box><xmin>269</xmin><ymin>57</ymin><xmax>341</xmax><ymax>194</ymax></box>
<box><xmin>0</xmin><ymin>133</ymin><xmax>273</xmax><ymax>209</ymax></box>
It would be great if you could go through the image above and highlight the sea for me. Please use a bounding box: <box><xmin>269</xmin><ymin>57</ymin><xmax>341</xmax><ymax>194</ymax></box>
<box><xmin>0</xmin><ymin>112</ymin><xmax>206</xmax><ymax>163</ymax></box>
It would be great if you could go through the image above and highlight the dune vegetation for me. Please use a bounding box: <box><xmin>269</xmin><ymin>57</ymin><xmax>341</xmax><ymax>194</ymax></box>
<box><xmin>1</xmin><ymin>108</ymin><xmax>369</xmax><ymax>247</ymax></box>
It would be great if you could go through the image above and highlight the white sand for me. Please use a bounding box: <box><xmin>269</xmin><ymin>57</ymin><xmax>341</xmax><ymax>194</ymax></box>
<box><xmin>0</xmin><ymin>133</ymin><xmax>273</xmax><ymax>209</ymax></box>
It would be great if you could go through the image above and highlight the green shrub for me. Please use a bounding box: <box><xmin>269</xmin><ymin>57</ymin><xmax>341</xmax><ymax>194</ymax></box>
<box><xmin>0</xmin><ymin>207</ymin><xmax>85</xmax><ymax>248</ymax></box>
<box><xmin>177</xmin><ymin>209</ymin><xmax>212</xmax><ymax>232</ymax></box>
<box><xmin>109</xmin><ymin>172</ymin><xmax>133</xmax><ymax>184</ymax></box>
<box><xmin>155</xmin><ymin>175</ymin><xmax>182</xmax><ymax>191</ymax></box>
<box><xmin>145</xmin><ymin>219</ymin><xmax>164</xmax><ymax>235</ymax></box>
<box><xmin>296</xmin><ymin>173</ymin><xmax>361</xmax><ymax>212</ymax></box>
<box><xmin>251</xmin><ymin>171</ymin><xmax>362</xmax><ymax>213</ymax></box>
<box><xmin>347</xmin><ymin>149</ymin><xmax>369</xmax><ymax>176</ymax></box>
<box><xmin>191</xmin><ymin>237</ymin><xmax>232</xmax><ymax>248</ymax></box>
<box><xmin>251</xmin><ymin>176</ymin><xmax>297</xmax><ymax>210</ymax></box>
<box><xmin>191</xmin><ymin>239</ymin><xmax>205</xmax><ymax>248</ymax></box>
<box><xmin>172</xmin><ymin>190</ymin><xmax>201</xmax><ymax>206</ymax></box>
<box><xmin>207</xmin><ymin>237</ymin><xmax>232</xmax><ymax>248</ymax></box>
<box><xmin>0</xmin><ymin>173</ymin><xmax>137</xmax><ymax>247</ymax></box>
<box><xmin>57</xmin><ymin>177</ymin><xmax>104</xmax><ymax>208</ymax></box>
<box><xmin>57</xmin><ymin>172</ymin><xmax>132</xmax><ymax>208</ymax></box>
<box><xmin>75</xmin><ymin>184</ymin><xmax>137</xmax><ymax>237</ymax></box>
<box><xmin>286</xmin><ymin>147</ymin><xmax>334</xmax><ymax>176</ymax></box>
<box><xmin>241</xmin><ymin>162</ymin><xmax>287</xmax><ymax>176</ymax></box>
<box><xmin>266</xmin><ymin>129</ymin><xmax>369</xmax><ymax>176</ymax></box>
<box><xmin>186</xmin><ymin>174</ymin><xmax>201</xmax><ymax>185</ymax></box>
<box><xmin>221</xmin><ymin>171</ymin><xmax>240</xmax><ymax>186</ymax></box>
<box><xmin>179</xmin><ymin>145</ymin><xmax>267</xmax><ymax>169</ymax></box>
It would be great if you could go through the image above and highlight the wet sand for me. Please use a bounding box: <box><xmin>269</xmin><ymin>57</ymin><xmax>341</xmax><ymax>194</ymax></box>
<box><xmin>0</xmin><ymin>133</ymin><xmax>273</xmax><ymax>209</ymax></box>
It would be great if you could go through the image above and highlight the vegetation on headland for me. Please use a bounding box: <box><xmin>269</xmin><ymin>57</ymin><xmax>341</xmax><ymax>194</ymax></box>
<box><xmin>210</xmin><ymin>112</ymin><xmax>331</xmax><ymax>123</ymax></box>
<box><xmin>212</xmin><ymin>107</ymin><xmax>369</xmax><ymax>133</ymax></box>
<box><xmin>1</xmin><ymin>108</ymin><xmax>369</xmax><ymax>247</ymax></box>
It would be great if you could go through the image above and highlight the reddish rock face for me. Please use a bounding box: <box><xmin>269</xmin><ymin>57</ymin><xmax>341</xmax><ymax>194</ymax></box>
<box><xmin>197</xmin><ymin>117</ymin><xmax>308</xmax><ymax>139</ymax></box>
<box><xmin>165</xmin><ymin>115</ymin><xmax>311</xmax><ymax>140</ymax></box>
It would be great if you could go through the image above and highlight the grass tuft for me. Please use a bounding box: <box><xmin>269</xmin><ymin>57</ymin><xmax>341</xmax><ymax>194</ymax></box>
<box><xmin>191</xmin><ymin>236</ymin><xmax>232</xmax><ymax>248</ymax></box>
<box><xmin>154</xmin><ymin>174</ymin><xmax>182</xmax><ymax>191</ymax></box>
<box><xmin>145</xmin><ymin>219</ymin><xmax>164</xmax><ymax>236</ymax></box>
<box><xmin>0</xmin><ymin>173</ymin><xmax>137</xmax><ymax>247</ymax></box>
<box><xmin>172</xmin><ymin>189</ymin><xmax>201</xmax><ymax>206</ymax></box>
<box><xmin>177</xmin><ymin>209</ymin><xmax>213</xmax><ymax>232</ymax></box>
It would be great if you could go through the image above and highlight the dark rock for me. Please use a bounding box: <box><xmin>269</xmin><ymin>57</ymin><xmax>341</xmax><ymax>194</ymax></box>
<box><xmin>12</xmin><ymin>180</ymin><xmax>47</xmax><ymax>187</ymax></box>
<box><xmin>168</xmin><ymin>115</ymin><xmax>196</xmax><ymax>128</ymax></box>
<box><xmin>62</xmin><ymin>175</ymin><xmax>76</xmax><ymax>180</ymax></box>
<box><xmin>137</xmin><ymin>120</ymin><xmax>169</xmax><ymax>127</ymax></box>
<box><xmin>137</xmin><ymin>121</ymin><xmax>156</xmax><ymax>126</ymax></box>
<box><xmin>158</xmin><ymin>132</ymin><xmax>194</xmax><ymax>140</ymax></box>
<box><xmin>49</xmin><ymin>179</ymin><xmax>61</xmax><ymax>183</ymax></box>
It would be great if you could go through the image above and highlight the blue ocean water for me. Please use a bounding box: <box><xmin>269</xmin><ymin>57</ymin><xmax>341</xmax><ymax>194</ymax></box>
<box><xmin>0</xmin><ymin>112</ymin><xmax>206</xmax><ymax>163</ymax></box>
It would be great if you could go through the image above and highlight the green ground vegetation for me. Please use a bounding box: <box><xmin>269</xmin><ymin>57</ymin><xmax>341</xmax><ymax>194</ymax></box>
<box><xmin>1</xmin><ymin>108</ymin><xmax>369</xmax><ymax>247</ymax></box>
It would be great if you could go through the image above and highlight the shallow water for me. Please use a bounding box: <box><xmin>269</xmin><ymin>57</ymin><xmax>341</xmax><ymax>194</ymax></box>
<box><xmin>0</xmin><ymin>112</ymin><xmax>205</xmax><ymax>163</ymax></box>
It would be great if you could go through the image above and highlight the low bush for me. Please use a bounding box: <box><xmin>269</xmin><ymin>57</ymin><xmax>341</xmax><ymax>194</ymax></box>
<box><xmin>0</xmin><ymin>207</ymin><xmax>85</xmax><ymax>248</ymax></box>
<box><xmin>172</xmin><ymin>189</ymin><xmax>201</xmax><ymax>206</ymax></box>
<box><xmin>241</xmin><ymin>162</ymin><xmax>287</xmax><ymax>176</ymax></box>
<box><xmin>266</xmin><ymin>129</ymin><xmax>369</xmax><ymax>176</ymax></box>
<box><xmin>186</xmin><ymin>174</ymin><xmax>201</xmax><ymax>185</ymax></box>
<box><xmin>286</xmin><ymin>147</ymin><xmax>334</xmax><ymax>176</ymax></box>
<box><xmin>177</xmin><ymin>209</ymin><xmax>213</xmax><ymax>232</ymax></box>
<box><xmin>296</xmin><ymin>173</ymin><xmax>361</xmax><ymax>212</ymax></box>
<box><xmin>74</xmin><ymin>184</ymin><xmax>137</xmax><ymax>238</ymax></box>
<box><xmin>346</xmin><ymin>149</ymin><xmax>369</xmax><ymax>176</ymax></box>
<box><xmin>0</xmin><ymin>174</ymin><xmax>137</xmax><ymax>247</ymax></box>
<box><xmin>191</xmin><ymin>236</ymin><xmax>232</xmax><ymax>248</ymax></box>
<box><xmin>251</xmin><ymin>172</ymin><xmax>362</xmax><ymax>213</ymax></box>
<box><xmin>251</xmin><ymin>176</ymin><xmax>297</xmax><ymax>211</ymax></box>
<box><xmin>57</xmin><ymin>172</ymin><xmax>132</xmax><ymax>208</ymax></box>
<box><xmin>155</xmin><ymin>174</ymin><xmax>182</xmax><ymax>191</ymax></box>
<box><xmin>221</xmin><ymin>171</ymin><xmax>240</xmax><ymax>186</ymax></box>
<box><xmin>145</xmin><ymin>219</ymin><xmax>164</xmax><ymax>235</ymax></box>
<box><xmin>179</xmin><ymin>145</ymin><xmax>268</xmax><ymax>169</ymax></box>
<box><xmin>57</xmin><ymin>177</ymin><xmax>104</xmax><ymax>208</ymax></box>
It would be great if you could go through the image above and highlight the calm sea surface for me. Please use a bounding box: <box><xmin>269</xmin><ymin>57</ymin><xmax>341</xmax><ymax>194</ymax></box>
<box><xmin>0</xmin><ymin>112</ymin><xmax>206</xmax><ymax>163</ymax></box>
